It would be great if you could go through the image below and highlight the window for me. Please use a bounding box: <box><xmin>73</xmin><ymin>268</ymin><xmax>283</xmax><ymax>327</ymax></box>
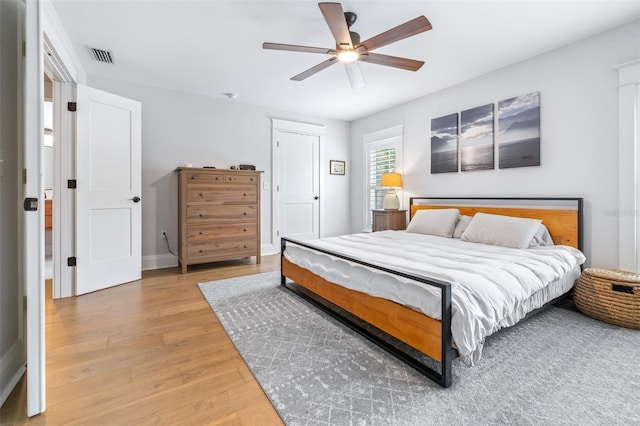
<box><xmin>363</xmin><ymin>126</ymin><xmax>403</xmax><ymax>231</ymax></box>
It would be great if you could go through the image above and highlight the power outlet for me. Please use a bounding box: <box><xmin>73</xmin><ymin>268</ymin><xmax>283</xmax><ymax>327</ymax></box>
<box><xmin>160</xmin><ymin>230</ymin><xmax>168</xmax><ymax>240</ymax></box>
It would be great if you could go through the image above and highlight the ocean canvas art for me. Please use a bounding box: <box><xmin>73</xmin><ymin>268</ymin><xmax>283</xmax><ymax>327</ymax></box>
<box><xmin>431</xmin><ymin>113</ymin><xmax>458</xmax><ymax>173</ymax></box>
<box><xmin>498</xmin><ymin>92</ymin><xmax>541</xmax><ymax>169</ymax></box>
<box><xmin>460</xmin><ymin>103</ymin><xmax>494</xmax><ymax>171</ymax></box>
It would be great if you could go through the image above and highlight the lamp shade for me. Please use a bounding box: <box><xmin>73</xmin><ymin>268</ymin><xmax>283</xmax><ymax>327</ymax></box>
<box><xmin>380</xmin><ymin>172</ymin><xmax>403</xmax><ymax>188</ymax></box>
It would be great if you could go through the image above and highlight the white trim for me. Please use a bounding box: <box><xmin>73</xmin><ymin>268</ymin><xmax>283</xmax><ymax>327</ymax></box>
<box><xmin>41</xmin><ymin>0</ymin><xmax>85</xmax><ymax>84</ymax></box>
<box><xmin>141</xmin><ymin>245</ymin><xmax>279</xmax><ymax>271</ymax></box>
<box><xmin>261</xmin><ymin>242</ymin><xmax>278</xmax><ymax>256</ymax></box>
<box><xmin>142</xmin><ymin>254</ymin><xmax>178</xmax><ymax>271</ymax></box>
<box><xmin>362</xmin><ymin>124</ymin><xmax>403</xmax><ymax>144</ymax></box>
<box><xmin>0</xmin><ymin>340</ymin><xmax>26</xmax><ymax>407</ymax></box>
<box><xmin>271</xmin><ymin>118</ymin><xmax>325</xmax><ymax>136</ymax></box>
<box><xmin>617</xmin><ymin>59</ymin><xmax>640</xmax><ymax>272</ymax></box>
<box><xmin>271</xmin><ymin>118</ymin><xmax>324</xmax><ymax>250</ymax></box>
<box><xmin>361</xmin><ymin>125</ymin><xmax>404</xmax><ymax>231</ymax></box>
<box><xmin>50</xmin><ymin>81</ymin><xmax>75</xmax><ymax>298</ymax></box>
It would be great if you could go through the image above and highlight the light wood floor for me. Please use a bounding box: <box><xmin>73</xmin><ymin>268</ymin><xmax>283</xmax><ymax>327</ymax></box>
<box><xmin>1</xmin><ymin>255</ymin><xmax>283</xmax><ymax>425</ymax></box>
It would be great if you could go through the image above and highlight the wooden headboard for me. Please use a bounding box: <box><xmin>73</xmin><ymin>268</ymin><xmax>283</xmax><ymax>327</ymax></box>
<box><xmin>409</xmin><ymin>197</ymin><xmax>583</xmax><ymax>251</ymax></box>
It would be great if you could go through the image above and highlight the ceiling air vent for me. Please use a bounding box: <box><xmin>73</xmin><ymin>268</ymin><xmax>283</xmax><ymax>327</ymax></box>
<box><xmin>89</xmin><ymin>47</ymin><xmax>115</xmax><ymax>64</ymax></box>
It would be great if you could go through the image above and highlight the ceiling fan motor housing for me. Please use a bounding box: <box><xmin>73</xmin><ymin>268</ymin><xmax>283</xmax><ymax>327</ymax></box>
<box><xmin>349</xmin><ymin>31</ymin><xmax>360</xmax><ymax>45</ymax></box>
<box><xmin>344</xmin><ymin>11</ymin><xmax>357</xmax><ymax>27</ymax></box>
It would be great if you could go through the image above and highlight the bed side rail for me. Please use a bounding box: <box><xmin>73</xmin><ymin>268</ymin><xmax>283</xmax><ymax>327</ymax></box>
<box><xmin>280</xmin><ymin>237</ymin><xmax>453</xmax><ymax>388</ymax></box>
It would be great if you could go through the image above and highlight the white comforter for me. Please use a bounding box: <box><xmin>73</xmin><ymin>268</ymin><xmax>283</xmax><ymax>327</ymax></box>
<box><xmin>283</xmin><ymin>231</ymin><xmax>586</xmax><ymax>365</ymax></box>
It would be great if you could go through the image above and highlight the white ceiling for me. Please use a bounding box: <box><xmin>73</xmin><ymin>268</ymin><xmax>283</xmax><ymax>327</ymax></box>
<box><xmin>51</xmin><ymin>0</ymin><xmax>640</xmax><ymax>121</ymax></box>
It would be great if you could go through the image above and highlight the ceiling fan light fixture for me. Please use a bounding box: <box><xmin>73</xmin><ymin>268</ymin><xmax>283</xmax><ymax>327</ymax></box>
<box><xmin>337</xmin><ymin>49</ymin><xmax>359</xmax><ymax>63</ymax></box>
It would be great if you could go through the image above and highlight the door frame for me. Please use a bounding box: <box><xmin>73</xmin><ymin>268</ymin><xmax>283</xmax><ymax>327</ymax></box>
<box><xmin>271</xmin><ymin>118</ymin><xmax>324</xmax><ymax>251</ymax></box>
<box><xmin>42</xmin><ymin>0</ymin><xmax>86</xmax><ymax>299</ymax></box>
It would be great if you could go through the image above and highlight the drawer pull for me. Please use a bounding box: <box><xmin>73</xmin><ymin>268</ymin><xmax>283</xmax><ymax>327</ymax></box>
<box><xmin>250</xmin><ymin>178</ymin><xmax>254</xmax><ymax>181</ymax></box>
<box><xmin>243</xmin><ymin>193</ymin><xmax>248</xmax><ymax>196</ymax></box>
<box><xmin>243</xmin><ymin>244</ymin><xmax>248</xmax><ymax>248</ymax></box>
<box><xmin>199</xmin><ymin>192</ymin><xmax>204</xmax><ymax>197</ymax></box>
<box><xmin>199</xmin><ymin>231</ymin><xmax>204</xmax><ymax>235</ymax></box>
<box><xmin>243</xmin><ymin>228</ymin><xmax>247</xmax><ymax>232</ymax></box>
<box><xmin>199</xmin><ymin>249</ymin><xmax>205</xmax><ymax>253</ymax></box>
<box><xmin>215</xmin><ymin>176</ymin><xmax>220</xmax><ymax>181</ymax></box>
<box><xmin>199</xmin><ymin>213</ymin><xmax>205</xmax><ymax>218</ymax></box>
<box><xmin>228</xmin><ymin>177</ymin><xmax>234</xmax><ymax>181</ymax></box>
<box><xmin>190</xmin><ymin>175</ymin><xmax>197</xmax><ymax>180</ymax></box>
<box><xmin>243</xmin><ymin>212</ymin><xmax>248</xmax><ymax>216</ymax></box>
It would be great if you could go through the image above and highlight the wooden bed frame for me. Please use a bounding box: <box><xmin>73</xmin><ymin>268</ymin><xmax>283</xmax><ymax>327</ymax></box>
<box><xmin>280</xmin><ymin>197</ymin><xmax>583</xmax><ymax>387</ymax></box>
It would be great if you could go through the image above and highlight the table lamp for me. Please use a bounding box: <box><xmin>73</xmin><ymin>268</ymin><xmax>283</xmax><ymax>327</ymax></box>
<box><xmin>381</xmin><ymin>172</ymin><xmax>402</xmax><ymax>210</ymax></box>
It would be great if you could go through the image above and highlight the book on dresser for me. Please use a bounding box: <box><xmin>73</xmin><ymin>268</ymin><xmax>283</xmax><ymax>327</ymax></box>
<box><xmin>175</xmin><ymin>167</ymin><xmax>263</xmax><ymax>273</ymax></box>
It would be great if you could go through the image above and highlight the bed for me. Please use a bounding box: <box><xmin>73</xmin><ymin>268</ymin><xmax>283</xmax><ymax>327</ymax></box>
<box><xmin>280</xmin><ymin>197</ymin><xmax>585</xmax><ymax>387</ymax></box>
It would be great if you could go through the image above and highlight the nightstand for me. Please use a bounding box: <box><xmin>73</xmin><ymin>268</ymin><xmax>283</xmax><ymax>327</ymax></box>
<box><xmin>372</xmin><ymin>209</ymin><xmax>407</xmax><ymax>232</ymax></box>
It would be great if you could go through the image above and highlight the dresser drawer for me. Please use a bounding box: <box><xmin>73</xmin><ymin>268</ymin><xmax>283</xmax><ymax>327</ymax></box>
<box><xmin>187</xmin><ymin>205</ymin><xmax>256</xmax><ymax>223</ymax></box>
<box><xmin>187</xmin><ymin>223</ymin><xmax>257</xmax><ymax>241</ymax></box>
<box><xmin>187</xmin><ymin>239</ymin><xmax>257</xmax><ymax>260</ymax></box>
<box><xmin>225</xmin><ymin>174</ymin><xmax>258</xmax><ymax>184</ymax></box>
<box><xmin>185</xmin><ymin>171</ymin><xmax>225</xmax><ymax>183</ymax></box>
<box><xmin>186</xmin><ymin>184</ymin><xmax>257</xmax><ymax>204</ymax></box>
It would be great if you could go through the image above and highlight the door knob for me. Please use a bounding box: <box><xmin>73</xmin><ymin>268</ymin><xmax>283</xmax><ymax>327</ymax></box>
<box><xmin>131</xmin><ymin>196</ymin><xmax>141</xmax><ymax>203</ymax></box>
<box><xmin>314</xmin><ymin>196</ymin><xmax>319</xmax><ymax>200</ymax></box>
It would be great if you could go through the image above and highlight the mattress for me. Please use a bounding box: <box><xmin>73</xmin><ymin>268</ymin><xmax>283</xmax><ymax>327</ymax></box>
<box><xmin>283</xmin><ymin>230</ymin><xmax>586</xmax><ymax>366</ymax></box>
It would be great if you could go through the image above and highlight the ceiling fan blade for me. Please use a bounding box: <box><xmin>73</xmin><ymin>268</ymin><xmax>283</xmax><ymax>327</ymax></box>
<box><xmin>344</xmin><ymin>62</ymin><xmax>365</xmax><ymax>89</ymax></box>
<box><xmin>360</xmin><ymin>52</ymin><xmax>424</xmax><ymax>71</ymax></box>
<box><xmin>291</xmin><ymin>57</ymin><xmax>339</xmax><ymax>81</ymax></box>
<box><xmin>358</xmin><ymin>16</ymin><xmax>432</xmax><ymax>52</ymax></box>
<box><xmin>262</xmin><ymin>42</ymin><xmax>336</xmax><ymax>55</ymax></box>
<box><xmin>319</xmin><ymin>2</ymin><xmax>353</xmax><ymax>49</ymax></box>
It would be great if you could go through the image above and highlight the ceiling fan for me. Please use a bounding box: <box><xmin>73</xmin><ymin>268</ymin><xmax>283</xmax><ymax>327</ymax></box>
<box><xmin>262</xmin><ymin>2</ymin><xmax>432</xmax><ymax>89</ymax></box>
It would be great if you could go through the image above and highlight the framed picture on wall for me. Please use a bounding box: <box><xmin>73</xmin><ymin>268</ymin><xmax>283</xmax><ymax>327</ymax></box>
<box><xmin>431</xmin><ymin>113</ymin><xmax>459</xmax><ymax>173</ymax></box>
<box><xmin>460</xmin><ymin>103</ymin><xmax>494</xmax><ymax>171</ymax></box>
<box><xmin>498</xmin><ymin>92</ymin><xmax>540</xmax><ymax>169</ymax></box>
<box><xmin>330</xmin><ymin>160</ymin><xmax>346</xmax><ymax>175</ymax></box>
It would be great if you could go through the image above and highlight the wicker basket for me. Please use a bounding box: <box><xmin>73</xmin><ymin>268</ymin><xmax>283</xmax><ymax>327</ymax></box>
<box><xmin>574</xmin><ymin>268</ymin><xmax>640</xmax><ymax>329</ymax></box>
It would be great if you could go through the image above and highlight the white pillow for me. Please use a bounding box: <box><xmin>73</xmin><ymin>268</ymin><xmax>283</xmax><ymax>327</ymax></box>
<box><xmin>406</xmin><ymin>209</ymin><xmax>460</xmax><ymax>237</ymax></box>
<box><xmin>529</xmin><ymin>224</ymin><xmax>555</xmax><ymax>247</ymax></box>
<box><xmin>460</xmin><ymin>213</ymin><xmax>542</xmax><ymax>248</ymax></box>
<box><xmin>452</xmin><ymin>215</ymin><xmax>472</xmax><ymax>239</ymax></box>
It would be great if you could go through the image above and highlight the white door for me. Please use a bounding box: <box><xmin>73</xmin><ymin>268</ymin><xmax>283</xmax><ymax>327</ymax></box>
<box><xmin>23</xmin><ymin>0</ymin><xmax>46</xmax><ymax>416</ymax></box>
<box><xmin>275</xmin><ymin>128</ymin><xmax>321</xmax><ymax>242</ymax></box>
<box><xmin>75</xmin><ymin>85</ymin><xmax>141</xmax><ymax>295</ymax></box>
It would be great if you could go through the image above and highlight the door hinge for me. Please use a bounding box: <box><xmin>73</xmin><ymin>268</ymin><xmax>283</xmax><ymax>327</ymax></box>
<box><xmin>67</xmin><ymin>102</ymin><xmax>77</xmax><ymax>112</ymax></box>
<box><xmin>22</xmin><ymin>41</ymin><xmax>26</xmax><ymax>57</ymax></box>
<box><xmin>24</xmin><ymin>198</ymin><xmax>38</xmax><ymax>211</ymax></box>
<box><xmin>68</xmin><ymin>179</ymin><xmax>77</xmax><ymax>189</ymax></box>
<box><xmin>23</xmin><ymin>168</ymin><xmax>27</xmax><ymax>184</ymax></box>
<box><xmin>67</xmin><ymin>256</ymin><xmax>77</xmax><ymax>267</ymax></box>
<box><xmin>23</xmin><ymin>295</ymin><xmax>27</xmax><ymax>310</ymax></box>
<box><xmin>277</xmin><ymin>230</ymin><xmax>280</xmax><ymax>237</ymax></box>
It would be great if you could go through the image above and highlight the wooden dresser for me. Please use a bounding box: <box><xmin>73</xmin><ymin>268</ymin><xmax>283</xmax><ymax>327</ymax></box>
<box><xmin>176</xmin><ymin>167</ymin><xmax>262</xmax><ymax>273</ymax></box>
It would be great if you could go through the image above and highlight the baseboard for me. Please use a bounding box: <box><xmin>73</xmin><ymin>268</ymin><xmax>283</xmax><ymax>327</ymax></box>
<box><xmin>143</xmin><ymin>245</ymin><xmax>278</xmax><ymax>272</ymax></box>
<box><xmin>142</xmin><ymin>253</ymin><xmax>179</xmax><ymax>271</ymax></box>
<box><xmin>1</xmin><ymin>339</ymin><xmax>26</xmax><ymax>407</ymax></box>
<box><xmin>261</xmin><ymin>243</ymin><xmax>278</xmax><ymax>256</ymax></box>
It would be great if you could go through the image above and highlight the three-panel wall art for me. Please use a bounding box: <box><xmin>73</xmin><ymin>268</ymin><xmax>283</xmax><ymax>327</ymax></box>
<box><xmin>430</xmin><ymin>92</ymin><xmax>540</xmax><ymax>173</ymax></box>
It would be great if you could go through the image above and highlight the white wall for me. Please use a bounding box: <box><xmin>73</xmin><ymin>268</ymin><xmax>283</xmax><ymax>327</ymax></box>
<box><xmin>0</xmin><ymin>0</ymin><xmax>26</xmax><ymax>406</ymax></box>
<box><xmin>350</xmin><ymin>20</ymin><xmax>640</xmax><ymax>269</ymax></box>
<box><xmin>87</xmin><ymin>76</ymin><xmax>351</xmax><ymax>267</ymax></box>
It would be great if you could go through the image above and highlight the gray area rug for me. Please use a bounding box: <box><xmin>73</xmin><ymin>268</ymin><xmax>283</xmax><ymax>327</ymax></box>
<box><xmin>199</xmin><ymin>272</ymin><xmax>640</xmax><ymax>425</ymax></box>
